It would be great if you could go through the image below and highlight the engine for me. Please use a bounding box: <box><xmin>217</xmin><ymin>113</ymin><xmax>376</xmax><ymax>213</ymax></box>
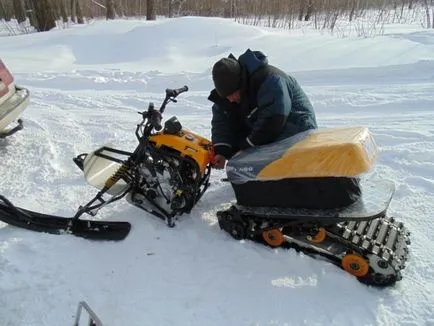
<box><xmin>129</xmin><ymin>117</ymin><xmax>213</xmax><ymax>222</ymax></box>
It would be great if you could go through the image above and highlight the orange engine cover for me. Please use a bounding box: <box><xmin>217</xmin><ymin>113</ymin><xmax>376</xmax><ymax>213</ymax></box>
<box><xmin>149</xmin><ymin>129</ymin><xmax>212</xmax><ymax>174</ymax></box>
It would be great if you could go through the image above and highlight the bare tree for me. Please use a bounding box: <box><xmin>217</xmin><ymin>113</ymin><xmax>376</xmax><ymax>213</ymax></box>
<box><xmin>59</xmin><ymin>0</ymin><xmax>68</xmax><ymax>23</ymax></box>
<box><xmin>431</xmin><ymin>0</ymin><xmax>434</xmax><ymax>28</ymax></box>
<box><xmin>76</xmin><ymin>0</ymin><xmax>84</xmax><ymax>23</ymax></box>
<box><xmin>305</xmin><ymin>0</ymin><xmax>315</xmax><ymax>20</ymax></box>
<box><xmin>423</xmin><ymin>0</ymin><xmax>431</xmax><ymax>27</ymax></box>
<box><xmin>0</xmin><ymin>0</ymin><xmax>14</xmax><ymax>21</ymax></box>
<box><xmin>2</xmin><ymin>0</ymin><xmax>432</xmax><ymax>34</ymax></box>
<box><xmin>23</xmin><ymin>0</ymin><xmax>37</xmax><ymax>28</ymax></box>
<box><xmin>114</xmin><ymin>0</ymin><xmax>124</xmax><ymax>16</ymax></box>
<box><xmin>106</xmin><ymin>0</ymin><xmax>116</xmax><ymax>19</ymax></box>
<box><xmin>12</xmin><ymin>0</ymin><xmax>26</xmax><ymax>23</ymax></box>
<box><xmin>70</xmin><ymin>0</ymin><xmax>76</xmax><ymax>22</ymax></box>
<box><xmin>349</xmin><ymin>0</ymin><xmax>359</xmax><ymax>21</ymax></box>
<box><xmin>147</xmin><ymin>0</ymin><xmax>155</xmax><ymax>20</ymax></box>
<box><xmin>168</xmin><ymin>0</ymin><xmax>173</xmax><ymax>17</ymax></box>
<box><xmin>432</xmin><ymin>3</ymin><xmax>434</xmax><ymax>28</ymax></box>
<box><xmin>229</xmin><ymin>0</ymin><xmax>237</xmax><ymax>17</ymax></box>
<box><xmin>28</xmin><ymin>0</ymin><xmax>56</xmax><ymax>31</ymax></box>
<box><xmin>298</xmin><ymin>0</ymin><xmax>306</xmax><ymax>20</ymax></box>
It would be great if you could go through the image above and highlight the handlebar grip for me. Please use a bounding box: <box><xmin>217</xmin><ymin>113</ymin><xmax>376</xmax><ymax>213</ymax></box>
<box><xmin>166</xmin><ymin>85</ymin><xmax>188</xmax><ymax>97</ymax></box>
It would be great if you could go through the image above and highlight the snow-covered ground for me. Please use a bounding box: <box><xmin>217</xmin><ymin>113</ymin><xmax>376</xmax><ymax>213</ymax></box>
<box><xmin>1</xmin><ymin>17</ymin><xmax>434</xmax><ymax>326</ymax></box>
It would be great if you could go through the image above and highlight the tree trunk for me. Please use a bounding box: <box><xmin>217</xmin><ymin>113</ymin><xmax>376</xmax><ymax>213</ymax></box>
<box><xmin>330</xmin><ymin>12</ymin><xmax>339</xmax><ymax>30</ymax></box>
<box><xmin>168</xmin><ymin>0</ymin><xmax>173</xmax><ymax>17</ymax></box>
<box><xmin>84</xmin><ymin>0</ymin><xmax>94</xmax><ymax>19</ymax></box>
<box><xmin>70</xmin><ymin>0</ymin><xmax>76</xmax><ymax>23</ymax></box>
<box><xmin>305</xmin><ymin>0</ymin><xmax>314</xmax><ymax>21</ymax></box>
<box><xmin>29</xmin><ymin>0</ymin><xmax>56</xmax><ymax>32</ymax></box>
<box><xmin>424</xmin><ymin>0</ymin><xmax>431</xmax><ymax>28</ymax></box>
<box><xmin>349</xmin><ymin>0</ymin><xmax>358</xmax><ymax>22</ymax></box>
<box><xmin>24</xmin><ymin>0</ymin><xmax>38</xmax><ymax>29</ymax></box>
<box><xmin>229</xmin><ymin>0</ymin><xmax>236</xmax><ymax>17</ymax></box>
<box><xmin>115</xmin><ymin>0</ymin><xmax>124</xmax><ymax>17</ymax></box>
<box><xmin>408</xmin><ymin>0</ymin><xmax>415</xmax><ymax>9</ymax></box>
<box><xmin>59</xmin><ymin>0</ymin><xmax>68</xmax><ymax>23</ymax></box>
<box><xmin>298</xmin><ymin>0</ymin><xmax>305</xmax><ymax>21</ymax></box>
<box><xmin>0</xmin><ymin>1</ymin><xmax>13</xmax><ymax>21</ymax></box>
<box><xmin>106</xmin><ymin>0</ymin><xmax>116</xmax><ymax>19</ymax></box>
<box><xmin>50</xmin><ymin>0</ymin><xmax>62</xmax><ymax>20</ymax></box>
<box><xmin>0</xmin><ymin>2</ymin><xmax>5</xmax><ymax>20</ymax></box>
<box><xmin>147</xmin><ymin>0</ymin><xmax>156</xmax><ymax>20</ymax></box>
<box><xmin>76</xmin><ymin>0</ymin><xmax>84</xmax><ymax>23</ymax></box>
<box><xmin>13</xmin><ymin>0</ymin><xmax>27</xmax><ymax>23</ymax></box>
<box><xmin>432</xmin><ymin>7</ymin><xmax>434</xmax><ymax>28</ymax></box>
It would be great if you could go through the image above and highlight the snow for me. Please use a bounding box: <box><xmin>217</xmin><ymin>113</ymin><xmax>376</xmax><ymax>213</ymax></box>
<box><xmin>1</xmin><ymin>16</ymin><xmax>434</xmax><ymax>326</ymax></box>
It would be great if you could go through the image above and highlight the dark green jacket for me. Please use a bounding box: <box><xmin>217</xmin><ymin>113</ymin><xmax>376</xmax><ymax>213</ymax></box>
<box><xmin>208</xmin><ymin>49</ymin><xmax>318</xmax><ymax>159</ymax></box>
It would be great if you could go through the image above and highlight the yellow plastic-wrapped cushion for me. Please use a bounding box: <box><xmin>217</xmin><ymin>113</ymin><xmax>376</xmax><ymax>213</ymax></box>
<box><xmin>257</xmin><ymin>126</ymin><xmax>379</xmax><ymax>179</ymax></box>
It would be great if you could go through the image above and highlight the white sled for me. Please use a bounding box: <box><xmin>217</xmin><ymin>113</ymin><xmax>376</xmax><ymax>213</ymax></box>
<box><xmin>0</xmin><ymin>59</ymin><xmax>30</xmax><ymax>138</ymax></box>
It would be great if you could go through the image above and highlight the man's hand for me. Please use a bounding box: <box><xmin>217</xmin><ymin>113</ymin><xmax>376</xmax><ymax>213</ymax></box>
<box><xmin>212</xmin><ymin>154</ymin><xmax>226</xmax><ymax>169</ymax></box>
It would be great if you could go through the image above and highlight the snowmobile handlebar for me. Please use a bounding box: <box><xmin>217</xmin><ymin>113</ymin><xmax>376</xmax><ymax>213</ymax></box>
<box><xmin>159</xmin><ymin>85</ymin><xmax>189</xmax><ymax>115</ymax></box>
<box><xmin>165</xmin><ymin>85</ymin><xmax>188</xmax><ymax>98</ymax></box>
<box><xmin>135</xmin><ymin>85</ymin><xmax>189</xmax><ymax>139</ymax></box>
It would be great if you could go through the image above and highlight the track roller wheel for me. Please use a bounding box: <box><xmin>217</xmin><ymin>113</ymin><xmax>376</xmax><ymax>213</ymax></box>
<box><xmin>262</xmin><ymin>229</ymin><xmax>284</xmax><ymax>247</ymax></box>
<box><xmin>341</xmin><ymin>253</ymin><xmax>370</xmax><ymax>277</ymax></box>
<box><xmin>230</xmin><ymin>222</ymin><xmax>246</xmax><ymax>240</ymax></box>
<box><xmin>309</xmin><ymin>227</ymin><xmax>326</xmax><ymax>243</ymax></box>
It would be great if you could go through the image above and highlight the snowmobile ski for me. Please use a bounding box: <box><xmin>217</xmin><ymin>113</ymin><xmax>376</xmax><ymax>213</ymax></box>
<box><xmin>0</xmin><ymin>195</ymin><xmax>131</xmax><ymax>241</ymax></box>
<box><xmin>216</xmin><ymin>179</ymin><xmax>411</xmax><ymax>286</ymax></box>
<box><xmin>0</xmin><ymin>118</ymin><xmax>23</xmax><ymax>138</ymax></box>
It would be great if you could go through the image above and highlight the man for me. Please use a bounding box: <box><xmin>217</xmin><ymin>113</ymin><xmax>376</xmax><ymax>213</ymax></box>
<box><xmin>208</xmin><ymin>49</ymin><xmax>318</xmax><ymax>169</ymax></box>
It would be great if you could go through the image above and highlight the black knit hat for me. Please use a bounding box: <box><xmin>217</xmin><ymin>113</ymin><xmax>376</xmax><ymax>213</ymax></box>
<box><xmin>212</xmin><ymin>57</ymin><xmax>241</xmax><ymax>97</ymax></box>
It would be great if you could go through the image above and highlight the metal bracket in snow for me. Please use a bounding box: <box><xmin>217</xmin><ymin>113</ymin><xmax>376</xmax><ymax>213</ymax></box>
<box><xmin>73</xmin><ymin>301</ymin><xmax>103</xmax><ymax>326</ymax></box>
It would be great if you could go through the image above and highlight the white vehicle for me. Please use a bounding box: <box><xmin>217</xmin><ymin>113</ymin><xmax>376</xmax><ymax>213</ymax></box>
<box><xmin>0</xmin><ymin>59</ymin><xmax>30</xmax><ymax>138</ymax></box>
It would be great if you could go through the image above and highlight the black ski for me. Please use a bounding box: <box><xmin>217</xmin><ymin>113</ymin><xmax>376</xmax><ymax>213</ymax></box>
<box><xmin>0</xmin><ymin>195</ymin><xmax>131</xmax><ymax>241</ymax></box>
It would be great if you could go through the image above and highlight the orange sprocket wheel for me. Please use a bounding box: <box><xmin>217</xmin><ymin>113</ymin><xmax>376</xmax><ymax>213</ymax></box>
<box><xmin>262</xmin><ymin>229</ymin><xmax>284</xmax><ymax>247</ymax></box>
<box><xmin>310</xmin><ymin>227</ymin><xmax>326</xmax><ymax>243</ymax></box>
<box><xmin>341</xmin><ymin>253</ymin><xmax>370</xmax><ymax>277</ymax></box>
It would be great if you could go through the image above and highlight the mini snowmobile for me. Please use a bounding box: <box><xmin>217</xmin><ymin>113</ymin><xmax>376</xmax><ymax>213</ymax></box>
<box><xmin>0</xmin><ymin>85</ymin><xmax>212</xmax><ymax>240</ymax></box>
<box><xmin>0</xmin><ymin>59</ymin><xmax>30</xmax><ymax>138</ymax></box>
<box><xmin>72</xmin><ymin>85</ymin><xmax>213</xmax><ymax>227</ymax></box>
<box><xmin>216</xmin><ymin>127</ymin><xmax>411</xmax><ymax>286</ymax></box>
<box><xmin>0</xmin><ymin>84</ymin><xmax>411</xmax><ymax>286</ymax></box>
